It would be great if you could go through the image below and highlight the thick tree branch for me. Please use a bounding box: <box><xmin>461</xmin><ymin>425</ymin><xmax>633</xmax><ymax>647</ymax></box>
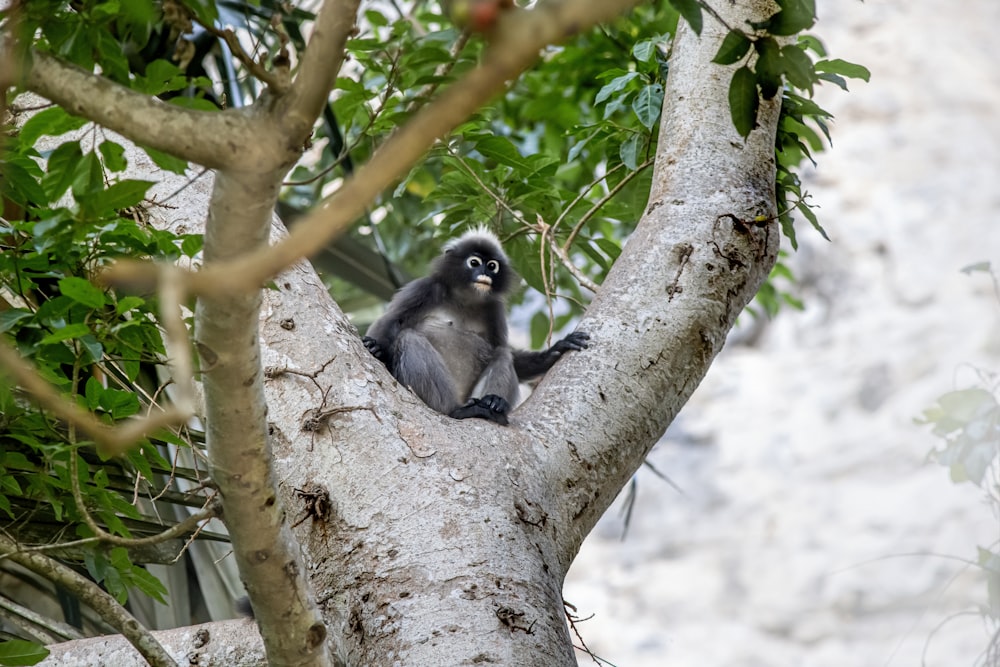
<box><xmin>0</xmin><ymin>533</ymin><xmax>179</xmax><ymax>667</ymax></box>
<box><xmin>7</xmin><ymin>42</ymin><xmax>283</xmax><ymax>170</ymax></box>
<box><xmin>520</xmin><ymin>0</ymin><xmax>784</xmax><ymax>562</ymax></box>
<box><xmin>195</xmin><ymin>169</ymin><xmax>331</xmax><ymax>666</ymax></box>
<box><xmin>279</xmin><ymin>0</ymin><xmax>361</xmax><ymax>144</ymax></box>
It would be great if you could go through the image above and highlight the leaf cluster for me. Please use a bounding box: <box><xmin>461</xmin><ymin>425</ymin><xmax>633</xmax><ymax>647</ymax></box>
<box><xmin>1</xmin><ymin>106</ymin><xmax>208</xmax><ymax>614</ymax></box>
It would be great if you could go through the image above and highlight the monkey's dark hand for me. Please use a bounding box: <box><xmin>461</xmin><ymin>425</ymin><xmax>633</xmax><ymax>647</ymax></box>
<box><xmin>548</xmin><ymin>331</ymin><xmax>590</xmax><ymax>356</ymax></box>
<box><xmin>449</xmin><ymin>394</ymin><xmax>510</xmax><ymax>425</ymax></box>
<box><xmin>362</xmin><ymin>336</ymin><xmax>390</xmax><ymax>366</ymax></box>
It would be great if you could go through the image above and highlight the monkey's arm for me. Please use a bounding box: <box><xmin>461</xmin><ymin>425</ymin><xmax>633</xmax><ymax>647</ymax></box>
<box><xmin>363</xmin><ymin>278</ymin><xmax>444</xmax><ymax>367</ymax></box>
<box><xmin>513</xmin><ymin>331</ymin><xmax>589</xmax><ymax>380</ymax></box>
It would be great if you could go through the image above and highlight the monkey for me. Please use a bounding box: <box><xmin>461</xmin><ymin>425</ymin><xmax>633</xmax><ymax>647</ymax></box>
<box><xmin>362</xmin><ymin>229</ymin><xmax>589</xmax><ymax>425</ymax></box>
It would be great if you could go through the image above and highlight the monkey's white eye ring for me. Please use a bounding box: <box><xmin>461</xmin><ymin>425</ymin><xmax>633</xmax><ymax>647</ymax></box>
<box><xmin>486</xmin><ymin>260</ymin><xmax>500</xmax><ymax>273</ymax></box>
<box><xmin>467</xmin><ymin>256</ymin><xmax>482</xmax><ymax>268</ymax></box>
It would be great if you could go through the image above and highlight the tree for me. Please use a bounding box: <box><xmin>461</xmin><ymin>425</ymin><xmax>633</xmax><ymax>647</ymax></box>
<box><xmin>0</xmin><ymin>0</ymin><xmax>864</xmax><ymax>664</ymax></box>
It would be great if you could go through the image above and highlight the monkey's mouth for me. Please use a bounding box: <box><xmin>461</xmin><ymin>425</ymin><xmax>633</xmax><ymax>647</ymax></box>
<box><xmin>472</xmin><ymin>276</ymin><xmax>493</xmax><ymax>293</ymax></box>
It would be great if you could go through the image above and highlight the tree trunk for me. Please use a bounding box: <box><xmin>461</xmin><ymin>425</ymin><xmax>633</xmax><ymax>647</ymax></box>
<box><xmin>34</xmin><ymin>0</ymin><xmax>782</xmax><ymax>663</ymax></box>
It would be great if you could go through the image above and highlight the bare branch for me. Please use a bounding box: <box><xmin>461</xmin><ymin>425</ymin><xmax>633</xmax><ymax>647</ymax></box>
<box><xmin>199</xmin><ymin>22</ymin><xmax>288</xmax><ymax>92</ymax></box>
<box><xmin>279</xmin><ymin>0</ymin><xmax>362</xmax><ymax>145</ymax></box>
<box><xmin>0</xmin><ymin>533</ymin><xmax>179</xmax><ymax>667</ymax></box>
<box><xmin>158</xmin><ymin>265</ymin><xmax>196</xmax><ymax>416</ymax></box>
<box><xmin>9</xmin><ymin>41</ymin><xmax>281</xmax><ymax>170</ymax></box>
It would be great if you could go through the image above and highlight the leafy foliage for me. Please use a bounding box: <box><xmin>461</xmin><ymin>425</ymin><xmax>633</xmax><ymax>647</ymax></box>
<box><xmin>1</xmin><ymin>100</ymin><xmax>205</xmax><ymax>617</ymax></box>
<box><xmin>0</xmin><ymin>0</ymin><xmax>865</xmax><ymax>647</ymax></box>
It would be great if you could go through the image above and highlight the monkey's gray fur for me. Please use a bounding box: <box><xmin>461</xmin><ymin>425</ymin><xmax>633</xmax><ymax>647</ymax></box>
<box><xmin>363</xmin><ymin>229</ymin><xmax>589</xmax><ymax>425</ymax></box>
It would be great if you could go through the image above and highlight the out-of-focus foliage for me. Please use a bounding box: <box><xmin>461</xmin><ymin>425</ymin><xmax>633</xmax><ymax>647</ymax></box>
<box><xmin>918</xmin><ymin>262</ymin><xmax>1000</xmax><ymax>655</ymax></box>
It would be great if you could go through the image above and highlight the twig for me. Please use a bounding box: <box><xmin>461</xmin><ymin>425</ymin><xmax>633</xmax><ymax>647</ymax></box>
<box><xmin>562</xmin><ymin>157</ymin><xmax>654</xmax><ymax>253</ymax></box>
<box><xmin>66</xmin><ymin>447</ymin><xmax>221</xmax><ymax>550</ymax></box>
<box><xmin>158</xmin><ymin>264</ymin><xmax>196</xmax><ymax>416</ymax></box>
<box><xmin>198</xmin><ymin>22</ymin><xmax>289</xmax><ymax>92</ymax></box>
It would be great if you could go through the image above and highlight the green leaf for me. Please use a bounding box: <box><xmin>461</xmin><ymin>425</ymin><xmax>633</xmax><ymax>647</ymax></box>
<box><xmin>713</xmin><ymin>30</ymin><xmax>752</xmax><ymax>65</ymax></box>
<box><xmin>619</xmin><ymin>133</ymin><xmax>641</xmax><ymax>170</ymax></box>
<box><xmin>669</xmin><ymin>0</ymin><xmax>703</xmax><ymax>35</ymax></box>
<box><xmin>754</xmin><ymin>37</ymin><xmax>784</xmax><ymax>100</ymax></box>
<box><xmin>816</xmin><ymin>71</ymin><xmax>848</xmax><ymax>91</ymax></box>
<box><xmin>99</xmin><ymin>141</ymin><xmax>128</xmax><ymax>172</ymax></box>
<box><xmin>39</xmin><ymin>322</ymin><xmax>91</xmax><ymax>344</ymax></box>
<box><xmin>181</xmin><ymin>234</ymin><xmax>204</xmax><ymax>258</ymax></box>
<box><xmin>88</xmin><ymin>179</ymin><xmax>155</xmax><ymax>212</ymax></box>
<box><xmin>765</xmin><ymin>0</ymin><xmax>816</xmax><ymax>36</ymax></box>
<box><xmin>960</xmin><ymin>261</ymin><xmax>991</xmax><ymax>275</ymax></box>
<box><xmin>0</xmin><ymin>309</ymin><xmax>33</xmax><ymax>333</ymax></box>
<box><xmin>475</xmin><ymin>136</ymin><xmax>531</xmax><ymax>171</ymax></box>
<box><xmin>633</xmin><ymin>39</ymin><xmax>657</xmax><ymax>63</ymax></box>
<box><xmin>115</xmin><ymin>295</ymin><xmax>146</xmax><ymax>315</ymax></box>
<box><xmin>141</xmin><ymin>146</ymin><xmax>188</xmax><ymax>175</ymax></box>
<box><xmin>795</xmin><ymin>200</ymin><xmax>829</xmax><ymax>241</ymax></box>
<box><xmin>594</xmin><ymin>237</ymin><xmax>622</xmax><ymax>262</ymax></box>
<box><xmin>632</xmin><ymin>84</ymin><xmax>663</xmax><ymax>130</ymax></box>
<box><xmin>128</xmin><ymin>562</ymin><xmax>169</xmax><ymax>603</ymax></box>
<box><xmin>595</xmin><ymin>72</ymin><xmax>639</xmax><ymax>105</ymax></box>
<box><xmin>0</xmin><ymin>639</ymin><xmax>50</xmax><ymax>666</ymax></box>
<box><xmin>728</xmin><ymin>66</ymin><xmax>759</xmax><ymax>138</ymax></box>
<box><xmin>1</xmin><ymin>159</ymin><xmax>50</xmax><ymax>207</ymax></box>
<box><xmin>71</xmin><ymin>152</ymin><xmax>103</xmax><ymax>201</ymax></box>
<box><xmin>41</xmin><ymin>140</ymin><xmax>84</xmax><ymax>201</ymax></box>
<box><xmin>780</xmin><ymin>45</ymin><xmax>815</xmax><ymax>91</ymax></box>
<box><xmin>529</xmin><ymin>311</ymin><xmax>549</xmax><ymax>349</ymax></box>
<box><xmin>18</xmin><ymin>107</ymin><xmax>88</xmax><ymax>146</ymax></box>
<box><xmin>58</xmin><ymin>277</ymin><xmax>107</xmax><ymax>309</ymax></box>
<box><xmin>815</xmin><ymin>58</ymin><xmax>871</xmax><ymax>82</ymax></box>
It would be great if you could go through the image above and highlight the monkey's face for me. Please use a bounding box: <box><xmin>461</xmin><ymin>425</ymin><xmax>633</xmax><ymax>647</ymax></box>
<box><xmin>465</xmin><ymin>253</ymin><xmax>503</xmax><ymax>296</ymax></box>
<box><xmin>436</xmin><ymin>233</ymin><xmax>512</xmax><ymax>299</ymax></box>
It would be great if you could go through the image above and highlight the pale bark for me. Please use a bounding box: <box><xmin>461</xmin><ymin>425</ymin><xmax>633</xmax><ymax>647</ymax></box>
<box><xmin>20</xmin><ymin>1</ymin><xmax>783</xmax><ymax>665</ymax></box>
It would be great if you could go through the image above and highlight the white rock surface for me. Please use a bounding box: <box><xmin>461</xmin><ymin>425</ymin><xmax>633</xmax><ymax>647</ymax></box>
<box><xmin>564</xmin><ymin>1</ymin><xmax>1000</xmax><ymax>664</ymax></box>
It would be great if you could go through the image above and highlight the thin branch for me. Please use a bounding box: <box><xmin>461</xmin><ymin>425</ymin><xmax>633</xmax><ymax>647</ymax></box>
<box><xmin>550</xmin><ymin>162</ymin><xmax>626</xmax><ymax>234</ymax></box>
<box><xmin>696</xmin><ymin>0</ymin><xmax>737</xmax><ymax>35</ymax></box>
<box><xmin>65</xmin><ymin>446</ymin><xmax>222</xmax><ymax>550</ymax></box>
<box><xmin>0</xmin><ymin>594</ymin><xmax>84</xmax><ymax>643</ymax></box>
<box><xmin>158</xmin><ymin>265</ymin><xmax>196</xmax><ymax>416</ymax></box>
<box><xmin>406</xmin><ymin>31</ymin><xmax>471</xmax><ymax>112</ymax></box>
<box><xmin>542</xmin><ymin>222</ymin><xmax>599</xmax><ymax>293</ymax></box>
<box><xmin>562</xmin><ymin>157</ymin><xmax>654</xmax><ymax>253</ymax></box>
<box><xmin>199</xmin><ymin>22</ymin><xmax>288</xmax><ymax>92</ymax></box>
<box><xmin>0</xmin><ymin>533</ymin><xmax>179</xmax><ymax>667</ymax></box>
<box><xmin>101</xmin><ymin>0</ymin><xmax>647</xmax><ymax>297</ymax></box>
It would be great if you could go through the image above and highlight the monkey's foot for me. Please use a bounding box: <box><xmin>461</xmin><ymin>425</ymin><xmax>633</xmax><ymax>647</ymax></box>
<box><xmin>449</xmin><ymin>395</ymin><xmax>510</xmax><ymax>425</ymax></box>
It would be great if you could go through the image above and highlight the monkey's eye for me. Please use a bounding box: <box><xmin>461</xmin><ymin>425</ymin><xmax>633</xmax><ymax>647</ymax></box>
<box><xmin>467</xmin><ymin>256</ymin><xmax>482</xmax><ymax>269</ymax></box>
<box><xmin>486</xmin><ymin>260</ymin><xmax>500</xmax><ymax>273</ymax></box>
